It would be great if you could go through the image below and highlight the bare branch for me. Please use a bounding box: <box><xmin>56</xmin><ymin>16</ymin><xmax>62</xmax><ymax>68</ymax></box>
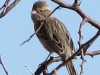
<box><xmin>0</xmin><ymin>0</ymin><xmax>20</xmax><ymax>18</ymax></box>
<box><xmin>51</xmin><ymin>0</ymin><xmax>100</xmax><ymax>29</ymax></box>
<box><xmin>78</xmin><ymin>18</ymin><xmax>88</xmax><ymax>47</ymax></box>
<box><xmin>0</xmin><ymin>0</ymin><xmax>10</xmax><ymax>10</ymax></box>
<box><xmin>20</xmin><ymin>22</ymin><xmax>43</xmax><ymax>46</ymax></box>
<box><xmin>85</xmin><ymin>50</ymin><xmax>100</xmax><ymax>57</ymax></box>
<box><xmin>24</xmin><ymin>66</ymin><xmax>34</xmax><ymax>75</ymax></box>
<box><xmin>35</xmin><ymin>56</ymin><xmax>62</xmax><ymax>75</ymax></box>
<box><xmin>83</xmin><ymin>30</ymin><xmax>100</xmax><ymax>53</ymax></box>
<box><xmin>35</xmin><ymin>49</ymin><xmax>100</xmax><ymax>75</ymax></box>
<box><xmin>76</xmin><ymin>50</ymin><xmax>100</xmax><ymax>57</ymax></box>
<box><xmin>80</xmin><ymin>30</ymin><xmax>100</xmax><ymax>74</ymax></box>
<box><xmin>78</xmin><ymin>18</ymin><xmax>88</xmax><ymax>75</ymax></box>
<box><xmin>80</xmin><ymin>50</ymin><xmax>86</xmax><ymax>75</ymax></box>
<box><xmin>0</xmin><ymin>55</ymin><xmax>8</xmax><ymax>75</ymax></box>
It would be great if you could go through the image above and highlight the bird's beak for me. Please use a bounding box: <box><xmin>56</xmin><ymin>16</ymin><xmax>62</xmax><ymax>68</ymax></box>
<box><xmin>31</xmin><ymin>10</ymin><xmax>37</xmax><ymax>14</ymax></box>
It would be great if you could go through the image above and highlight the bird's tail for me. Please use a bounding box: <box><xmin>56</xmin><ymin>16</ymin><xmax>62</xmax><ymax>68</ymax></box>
<box><xmin>65</xmin><ymin>60</ymin><xmax>77</xmax><ymax>75</ymax></box>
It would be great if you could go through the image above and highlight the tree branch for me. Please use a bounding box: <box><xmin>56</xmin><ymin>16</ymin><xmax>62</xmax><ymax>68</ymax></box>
<box><xmin>51</xmin><ymin>0</ymin><xmax>100</xmax><ymax>29</ymax></box>
<box><xmin>0</xmin><ymin>0</ymin><xmax>20</xmax><ymax>18</ymax></box>
<box><xmin>35</xmin><ymin>56</ymin><xmax>62</xmax><ymax>75</ymax></box>
<box><xmin>34</xmin><ymin>49</ymin><xmax>100</xmax><ymax>75</ymax></box>
<box><xmin>0</xmin><ymin>55</ymin><xmax>8</xmax><ymax>75</ymax></box>
<box><xmin>24</xmin><ymin>66</ymin><xmax>34</xmax><ymax>75</ymax></box>
<box><xmin>78</xmin><ymin>18</ymin><xmax>88</xmax><ymax>75</ymax></box>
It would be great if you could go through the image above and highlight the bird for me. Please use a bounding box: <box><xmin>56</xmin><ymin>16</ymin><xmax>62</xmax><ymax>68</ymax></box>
<box><xmin>31</xmin><ymin>1</ymin><xmax>77</xmax><ymax>75</ymax></box>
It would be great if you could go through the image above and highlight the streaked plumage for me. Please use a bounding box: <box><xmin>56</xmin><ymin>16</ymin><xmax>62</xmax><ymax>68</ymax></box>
<box><xmin>31</xmin><ymin>1</ymin><xmax>77</xmax><ymax>75</ymax></box>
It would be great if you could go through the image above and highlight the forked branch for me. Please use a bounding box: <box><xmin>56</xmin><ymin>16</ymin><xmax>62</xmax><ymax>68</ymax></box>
<box><xmin>0</xmin><ymin>0</ymin><xmax>20</xmax><ymax>18</ymax></box>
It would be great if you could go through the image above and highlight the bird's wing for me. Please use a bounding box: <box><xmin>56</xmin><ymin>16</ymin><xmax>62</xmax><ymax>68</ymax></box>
<box><xmin>45</xmin><ymin>17</ymin><xmax>75</xmax><ymax>57</ymax></box>
<box><xmin>35</xmin><ymin>17</ymin><xmax>75</xmax><ymax>58</ymax></box>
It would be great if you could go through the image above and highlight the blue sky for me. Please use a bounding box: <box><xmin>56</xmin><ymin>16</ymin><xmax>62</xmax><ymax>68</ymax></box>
<box><xmin>0</xmin><ymin>0</ymin><xmax>100</xmax><ymax>75</ymax></box>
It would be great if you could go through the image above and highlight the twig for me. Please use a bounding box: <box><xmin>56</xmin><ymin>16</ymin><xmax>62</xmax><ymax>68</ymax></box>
<box><xmin>83</xmin><ymin>30</ymin><xmax>100</xmax><ymax>53</ymax></box>
<box><xmin>80</xmin><ymin>49</ymin><xmax>86</xmax><ymax>75</ymax></box>
<box><xmin>0</xmin><ymin>0</ymin><xmax>10</xmax><ymax>10</ymax></box>
<box><xmin>74</xmin><ymin>0</ymin><xmax>82</xmax><ymax>6</ymax></box>
<box><xmin>24</xmin><ymin>66</ymin><xmax>34</xmax><ymax>75</ymax></box>
<box><xmin>85</xmin><ymin>50</ymin><xmax>100</xmax><ymax>57</ymax></box>
<box><xmin>80</xmin><ymin>30</ymin><xmax>100</xmax><ymax>75</ymax></box>
<box><xmin>76</xmin><ymin>50</ymin><xmax>100</xmax><ymax>57</ymax></box>
<box><xmin>0</xmin><ymin>0</ymin><xmax>20</xmax><ymax>18</ymax></box>
<box><xmin>20</xmin><ymin>6</ymin><xmax>60</xmax><ymax>45</ymax></box>
<box><xmin>35</xmin><ymin>56</ymin><xmax>62</xmax><ymax>75</ymax></box>
<box><xmin>0</xmin><ymin>55</ymin><xmax>8</xmax><ymax>75</ymax></box>
<box><xmin>78</xmin><ymin>18</ymin><xmax>88</xmax><ymax>47</ymax></box>
<box><xmin>20</xmin><ymin>22</ymin><xmax>44</xmax><ymax>45</ymax></box>
<box><xmin>45</xmin><ymin>6</ymin><xmax>60</xmax><ymax>20</ymax></box>
<box><xmin>78</xmin><ymin>18</ymin><xmax>88</xmax><ymax>75</ymax></box>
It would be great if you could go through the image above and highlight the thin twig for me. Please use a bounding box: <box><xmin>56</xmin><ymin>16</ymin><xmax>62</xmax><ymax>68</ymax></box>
<box><xmin>83</xmin><ymin>30</ymin><xmax>100</xmax><ymax>53</ymax></box>
<box><xmin>78</xmin><ymin>18</ymin><xmax>88</xmax><ymax>47</ymax></box>
<box><xmin>85</xmin><ymin>50</ymin><xmax>100</xmax><ymax>57</ymax></box>
<box><xmin>78</xmin><ymin>18</ymin><xmax>88</xmax><ymax>75</ymax></box>
<box><xmin>24</xmin><ymin>66</ymin><xmax>34</xmax><ymax>75</ymax></box>
<box><xmin>20</xmin><ymin>22</ymin><xmax>44</xmax><ymax>45</ymax></box>
<box><xmin>0</xmin><ymin>0</ymin><xmax>10</xmax><ymax>10</ymax></box>
<box><xmin>35</xmin><ymin>56</ymin><xmax>62</xmax><ymax>75</ymax></box>
<box><xmin>80</xmin><ymin>50</ymin><xmax>86</xmax><ymax>75</ymax></box>
<box><xmin>0</xmin><ymin>0</ymin><xmax>20</xmax><ymax>18</ymax></box>
<box><xmin>45</xmin><ymin>6</ymin><xmax>60</xmax><ymax>20</ymax></box>
<box><xmin>0</xmin><ymin>55</ymin><xmax>8</xmax><ymax>75</ymax></box>
<box><xmin>79</xmin><ymin>30</ymin><xmax>100</xmax><ymax>75</ymax></box>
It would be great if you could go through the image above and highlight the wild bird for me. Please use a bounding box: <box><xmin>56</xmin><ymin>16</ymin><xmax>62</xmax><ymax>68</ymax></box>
<box><xmin>31</xmin><ymin>1</ymin><xmax>77</xmax><ymax>75</ymax></box>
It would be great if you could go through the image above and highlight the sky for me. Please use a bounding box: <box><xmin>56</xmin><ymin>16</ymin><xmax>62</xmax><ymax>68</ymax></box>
<box><xmin>0</xmin><ymin>0</ymin><xmax>100</xmax><ymax>75</ymax></box>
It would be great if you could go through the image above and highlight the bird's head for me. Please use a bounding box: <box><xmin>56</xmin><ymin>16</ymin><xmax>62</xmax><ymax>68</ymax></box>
<box><xmin>31</xmin><ymin>1</ymin><xmax>53</xmax><ymax>24</ymax></box>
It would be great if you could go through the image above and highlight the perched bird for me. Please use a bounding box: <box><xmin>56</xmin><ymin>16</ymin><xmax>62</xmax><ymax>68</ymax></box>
<box><xmin>31</xmin><ymin>1</ymin><xmax>77</xmax><ymax>75</ymax></box>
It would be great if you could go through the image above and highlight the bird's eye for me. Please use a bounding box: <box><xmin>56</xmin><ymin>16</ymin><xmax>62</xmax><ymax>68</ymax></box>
<box><xmin>40</xmin><ymin>9</ymin><xmax>43</xmax><ymax>12</ymax></box>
